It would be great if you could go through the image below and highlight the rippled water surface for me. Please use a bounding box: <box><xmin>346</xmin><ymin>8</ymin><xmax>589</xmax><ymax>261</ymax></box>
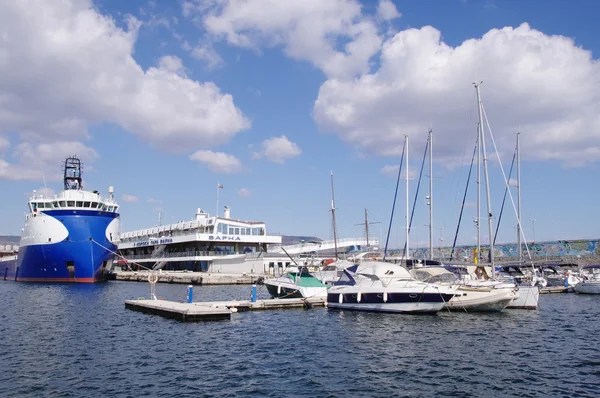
<box><xmin>1</xmin><ymin>281</ymin><xmax>599</xmax><ymax>397</ymax></box>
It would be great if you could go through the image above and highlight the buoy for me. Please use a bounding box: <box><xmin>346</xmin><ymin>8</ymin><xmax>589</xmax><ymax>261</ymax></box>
<box><xmin>148</xmin><ymin>273</ymin><xmax>158</xmax><ymax>284</ymax></box>
<box><xmin>338</xmin><ymin>294</ymin><xmax>343</xmax><ymax>304</ymax></box>
<box><xmin>357</xmin><ymin>292</ymin><xmax>362</xmax><ymax>303</ymax></box>
<box><xmin>383</xmin><ymin>292</ymin><xmax>388</xmax><ymax>302</ymax></box>
<box><xmin>277</xmin><ymin>285</ymin><xmax>281</xmax><ymax>295</ymax></box>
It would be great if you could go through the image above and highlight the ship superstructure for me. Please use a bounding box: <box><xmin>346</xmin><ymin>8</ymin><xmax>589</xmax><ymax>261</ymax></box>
<box><xmin>117</xmin><ymin>207</ymin><xmax>282</xmax><ymax>274</ymax></box>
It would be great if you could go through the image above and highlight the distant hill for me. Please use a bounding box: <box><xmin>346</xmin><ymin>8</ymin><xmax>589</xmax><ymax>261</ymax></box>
<box><xmin>281</xmin><ymin>236</ymin><xmax>323</xmax><ymax>246</ymax></box>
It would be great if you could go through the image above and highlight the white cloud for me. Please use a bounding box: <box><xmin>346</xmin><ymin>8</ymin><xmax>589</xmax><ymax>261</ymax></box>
<box><xmin>314</xmin><ymin>23</ymin><xmax>600</xmax><ymax>166</ymax></box>
<box><xmin>253</xmin><ymin>135</ymin><xmax>302</xmax><ymax>164</ymax></box>
<box><xmin>122</xmin><ymin>194</ymin><xmax>140</xmax><ymax>202</ymax></box>
<box><xmin>238</xmin><ymin>188</ymin><xmax>251</xmax><ymax>196</ymax></box>
<box><xmin>380</xmin><ymin>164</ymin><xmax>417</xmax><ymax>179</ymax></box>
<box><xmin>0</xmin><ymin>141</ymin><xmax>98</xmax><ymax>181</ymax></box>
<box><xmin>190</xmin><ymin>150</ymin><xmax>244</xmax><ymax>173</ymax></box>
<box><xmin>377</xmin><ymin>0</ymin><xmax>401</xmax><ymax>21</ymax></box>
<box><xmin>191</xmin><ymin>41</ymin><xmax>225</xmax><ymax>69</ymax></box>
<box><xmin>157</xmin><ymin>55</ymin><xmax>187</xmax><ymax>77</ymax></box>
<box><xmin>193</xmin><ymin>0</ymin><xmax>382</xmax><ymax>79</ymax></box>
<box><xmin>380</xmin><ymin>164</ymin><xmax>399</xmax><ymax>175</ymax></box>
<box><xmin>146</xmin><ymin>198</ymin><xmax>162</xmax><ymax>204</ymax></box>
<box><xmin>0</xmin><ymin>137</ymin><xmax>8</xmax><ymax>153</ymax></box>
<box><xmin>0</xmin><ymin>0</ymin><xmax>250</xmax><ymax>177</ymax></box>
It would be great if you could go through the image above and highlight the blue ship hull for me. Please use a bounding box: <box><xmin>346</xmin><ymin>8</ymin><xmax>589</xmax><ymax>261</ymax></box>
<box><xmin>2</xmin><ymin>210</ymin><xmax>119</xmax><ymax>283</ymax></box>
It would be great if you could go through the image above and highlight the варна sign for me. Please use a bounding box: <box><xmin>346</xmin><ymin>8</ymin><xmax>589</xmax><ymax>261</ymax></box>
<box><xmin>209</xmin><ymin>235</ymin><xmax>241</xmax><ymax>241</ymax></box>
<box><xmin>135</xmin><ymin>238</ymin><xmax>174</xmax><ymax>247</ymax></box>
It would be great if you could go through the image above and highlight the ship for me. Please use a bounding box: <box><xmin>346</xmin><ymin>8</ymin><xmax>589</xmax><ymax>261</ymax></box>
<box><xmin>0</xmin><ymin>156</ymin><xmax>120</xmax><ymax>282</ymax></box>
<box><xmin>116</xmin><ymin>206</ymin><xmax>282</xmax><ymax>274</ymax></box>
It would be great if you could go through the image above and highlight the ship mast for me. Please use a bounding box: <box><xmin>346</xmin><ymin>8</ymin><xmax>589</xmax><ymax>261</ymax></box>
<box><xmin>63</xmin><ymin>156</ymin><xmax>82</xmax><ymax>190</ymax></box>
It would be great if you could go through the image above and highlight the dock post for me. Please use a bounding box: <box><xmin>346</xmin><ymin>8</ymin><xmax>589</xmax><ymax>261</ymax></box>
<box><xmin>187</xmin><ymin>285</ymin><xmax>193</xmax><ymax>303</ymax></box>
<box><xmin>251</xmin><ymin>284</ymin><xmax>257</xmax><ymax>303</ymax></box>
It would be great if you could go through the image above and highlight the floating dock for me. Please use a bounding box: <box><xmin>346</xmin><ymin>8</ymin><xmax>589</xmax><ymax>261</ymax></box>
<box><xmin>113</xmin><ymin>271</ymin><xmax>263</xmax><ymax>285</ymax></box>
<box><xmin>124</xmin><ymin>297</ymin><xmax>327</xmax><ymax>322</ymax></box>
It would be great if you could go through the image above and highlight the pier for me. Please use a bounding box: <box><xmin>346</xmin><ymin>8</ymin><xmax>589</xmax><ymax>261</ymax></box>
<box><xmin>112</xmin><ymin>271</ymin><xmax>263</xmax><ymax>285</ymax></box>
<box><xmin>125</xmin><ymin>297</ymin><xmax>327</xmax><ymax>322</ymax></box>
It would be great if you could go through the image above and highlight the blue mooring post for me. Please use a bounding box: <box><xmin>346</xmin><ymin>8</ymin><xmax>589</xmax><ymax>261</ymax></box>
<box><xmin>251</xmin><ymin>284</ymin><xmax>257</xmax><ymax>303</ymax></box>
<box><xmin>187</xmin><ymin>285</ymin><xmax>193</xmax><ymax>303</ymax></box>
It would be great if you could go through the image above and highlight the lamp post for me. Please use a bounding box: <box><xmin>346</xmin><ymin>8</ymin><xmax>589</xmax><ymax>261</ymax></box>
<box><xmin>529</xmin><ymin>218</ymin><xmax>536</xmax><ymax>243</ymax></box>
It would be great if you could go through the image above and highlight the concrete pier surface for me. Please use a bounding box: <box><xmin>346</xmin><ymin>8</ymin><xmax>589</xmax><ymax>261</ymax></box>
<box><xmin>125</xmin><ymin>297</ymin><xmax>327</xmax><ymax>322</ymax></box>
<box><xmin>112</xmin><ymin>271</ymin><xmax>264</xmax><ymax>285</ymax></box>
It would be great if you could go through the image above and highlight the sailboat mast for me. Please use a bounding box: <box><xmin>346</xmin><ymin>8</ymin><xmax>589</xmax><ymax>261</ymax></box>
<box><xmin>330</xmin><ymin>171</ymin><xmax>339</xmax><ymax>260</ymax></box>
<box><xmin>476</xmin><ymin>125</ymin><xmax>481</xmax><ymax>263</ymax></box>
<box><xmin>475</xmin><ymin>82</ymin><xmax>495</xmax><ymax>270</ymax></box>
<box><xmin>364</xmin><ymin>208</ymin><xmax>370</xmax><ymax>249</ymax></box>
<box><xmin>428</xmin><ymin>129</ymin><xmax>433</xmax><ymax>261</ymax></box>
<box><xmin>516</xmin><ymin>132</ymin><xmax>522</xmax><ymax>263</ymax></box>
<box><xmin>405</xmin><ymin>135</ymin><xmax>410</xmax><ymax>261</ymax></box>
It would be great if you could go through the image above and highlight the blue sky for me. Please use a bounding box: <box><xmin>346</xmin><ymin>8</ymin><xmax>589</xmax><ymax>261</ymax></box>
<box><xmin>0</xmin><ymin>0</ymin><xmax>598</xmax><ymax>250</ymax></box>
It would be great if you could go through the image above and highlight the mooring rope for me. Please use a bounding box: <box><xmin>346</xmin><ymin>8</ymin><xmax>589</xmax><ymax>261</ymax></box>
<box><xmin>90</xmin><ymin>238</ymin><xmax>154</xmax><ymax>272</ymax></box>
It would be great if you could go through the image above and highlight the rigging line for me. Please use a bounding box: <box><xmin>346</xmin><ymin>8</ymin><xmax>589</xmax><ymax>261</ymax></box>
<box><xmin>480</xmin><ymin>104</ymin><xmax>533</xmax><ymax>261</ymax></box>
<box><xmin>90</xmin><ymin>238</ymin><xmax>154</xmax><ymax>271</ymax></box>
<box><xmin>402</xmin><ymin>137</ymin><xmax>429</xmax><ymax>257</ymax></box>
<box><xmin>383</xmin><ymin>138</ymin><xmax>407</xmax><ymax>261</ymax></box>
<box><xmin>493</xmin><ymin>151</ymin><xmax>516</xmax><ymax>246</ymax></box>
<box><xmin>450</xmin><ymin>141</ymin><xmax>477</xmax><ymax>261</ymax></box>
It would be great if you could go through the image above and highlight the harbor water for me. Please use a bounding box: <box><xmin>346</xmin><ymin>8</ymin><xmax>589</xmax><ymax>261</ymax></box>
<box><xmin>0</xmin><ymin>281</ymin><xmax>599</xmax><ymax>397</ymax></box>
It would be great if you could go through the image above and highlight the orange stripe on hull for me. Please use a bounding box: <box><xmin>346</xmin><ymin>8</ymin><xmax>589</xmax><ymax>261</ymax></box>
<box><xmin>16</xmin><ymin>277</ymin><xmax>104</xmax><ymax>283</ymax></box>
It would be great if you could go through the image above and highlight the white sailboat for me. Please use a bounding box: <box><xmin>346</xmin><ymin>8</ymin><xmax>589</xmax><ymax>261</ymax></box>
<box><xmin>472</xmin><ymin>84</ymin><xmax>540</xmax><ymax>310</ymax></box>
<box><xmin>414</xmin><ymin>126</ymin><xmax>518</xmax><ymax>312</ymax></box>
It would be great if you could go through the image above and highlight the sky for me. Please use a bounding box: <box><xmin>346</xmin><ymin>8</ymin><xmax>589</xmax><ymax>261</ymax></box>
<box><xmin>0</xmin><ymin>0</ymin><xmax>598</xmax><ymax>250</ymax></box>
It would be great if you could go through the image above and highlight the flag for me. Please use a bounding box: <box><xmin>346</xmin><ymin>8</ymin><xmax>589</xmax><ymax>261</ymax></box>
<box><xmin>218</xmin><ymin>184</ymin><xmax>223</xmax><ymax>189</ymax></box>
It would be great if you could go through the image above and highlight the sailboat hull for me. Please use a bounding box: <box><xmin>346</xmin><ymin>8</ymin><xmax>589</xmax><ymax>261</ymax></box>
<box><xmin>506</xmin><ymin>285</ymin><xmax>539</xmax><ymax>309</ymax></box>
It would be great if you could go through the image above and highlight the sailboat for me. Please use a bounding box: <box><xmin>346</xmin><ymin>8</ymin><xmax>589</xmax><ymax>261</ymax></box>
<box><xmin>410</xmin><ymin>127</ymin><xmax>518</xmax><ymax>312</ymax></box>
<box><xmin>469</xmin><ymin>82</ymin><xmax>539</xmax><ymax>310</ymax></box>
<box><xmin>503</xmin><ymin>132</ymin><xmax>541</xmax><ymax>309</ymax></box>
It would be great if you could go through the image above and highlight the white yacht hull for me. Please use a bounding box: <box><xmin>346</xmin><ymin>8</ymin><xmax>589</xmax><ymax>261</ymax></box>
<box><xmin>574</xmin><ymin>281</ymin><xmax>600</xmax><ymax>294</ymax></box>
<box><xmin>327</xmin><ymin>301</ymin><xmax>447</xmax><ymax>313</ymax></box>
<box><xmin>506</xmin><ymin>285</ymin><xmax>539</xmax><ymax>310</ymax></box>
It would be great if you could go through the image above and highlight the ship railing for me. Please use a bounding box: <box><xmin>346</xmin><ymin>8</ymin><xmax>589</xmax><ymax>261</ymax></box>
<box><xmin>124</xmin><ymin>251</ymin><xmax>237</xmax><ymax>260</ymax></box>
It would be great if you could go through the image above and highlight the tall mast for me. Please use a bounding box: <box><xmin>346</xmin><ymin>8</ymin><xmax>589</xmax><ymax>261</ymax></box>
<box><xmin>428</xmin><ymin>129</ymin><xmax>433</xmax><ymax>261</ymax></box>
<box><xmin>475</xmin><ymin>82</ymin><xmax>495</xmax><ymax>271</ymax></box>
<box><xmin>330</xmin><ymin>171</ymin><xmax>339</xmax><ymax>260</ymax></box>
<box><xmin>405</xmin><ymin>135</ymin><xmax>410</xmax><ymax>261</ymax></box>
<box><xmin>476</xmin><ymin>122</ymin><xmax>481</xmax><ymax>263</ymax></box>
<box><xmin>516</xmin><ymin>132</ymin><xmax>522</xmax><ymax>263</ymax></box>
<box><xmin>364</xmin><ymin>209</ymin><xmax>370</xmax><ymax>248</ymax></box>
